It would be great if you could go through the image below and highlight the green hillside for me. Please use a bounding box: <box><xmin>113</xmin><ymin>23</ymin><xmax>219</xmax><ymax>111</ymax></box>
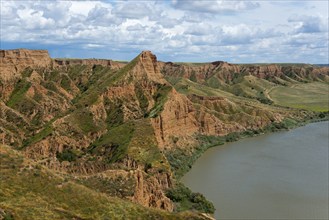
<box><xmin>0</xmin><ymin>144</ymin><xmax>208</xmax><ymax>220</ymax></box>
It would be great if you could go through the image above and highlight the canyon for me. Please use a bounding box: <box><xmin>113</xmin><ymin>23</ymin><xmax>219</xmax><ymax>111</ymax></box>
<box><xmin>0</xmin><ymin>49</ymin><xmax>328</xmax><ymax>219</ymax></box>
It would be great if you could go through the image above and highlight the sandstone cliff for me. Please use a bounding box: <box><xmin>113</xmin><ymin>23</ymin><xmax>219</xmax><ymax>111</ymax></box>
<box><xmin>1</xmin><ymin>49</ymin><xmax>327</xmax><ymax>216</ymax></box>
<box><xmin>160</xmin><ymin>61</ymin><xmax>329</xmax><ymax>84</ymax></box>
<box><xmin>0</xmin><ymin>49</ymin><xmax>52</xmax><ymax>80</ymax></box>
<box><xmin>53</xmin><ymin>58</ymin><xmax>125</xmax><ymax>70</ymax></box>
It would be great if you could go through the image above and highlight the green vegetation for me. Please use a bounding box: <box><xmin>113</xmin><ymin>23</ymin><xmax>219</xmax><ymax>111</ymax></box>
<box><xmin>269</xmin><ymin>82</ymin><xmax>329</xmax><ymax>112</ymax></box>
<box><xmin>166</xmin><ymin>131</ymin><xmax>272</xmax><ymax>178</ymax></box>
<box><xmin>74</xmin><ymin>55</ymin><xmax>139</xmax><ymax>108</ymax></box>
<box><xmin>88</xmin><ymin>122</ymin><xmax>135</xmax><ymax>163</ymax></box>
<box><xmin>42</xmin><ymin>81</ymin><xmax>59</xmax><ymax>93</ymax></box>
<box><xmin>70</xmin><ymin>109</ymin><xmax>104</xmax><ymax>134</ymax></box>
<box><xmin>21</xmin><ymin>67</ymin><xmax>34</xmax><ymax>78</ymax></box>
<box><xmin>166</xmin><ymin>76</ymin><xmax>235</xmax><ymax>99</ymax></box>
<box><xmin>166</xmin><ymin>67</ymin><xmax>328</xmax><ymax>113</ymax></box>
<box><xmin>227</xmin><ymin>75</ymin><xmax>275</xmax><ymax>104</ymax></box>
<box><xmin>44</xmin><ymin>69</ymin><xmax>61</xmax><ymax>82</ymax></box>
<box><xmin>135</xmin><ymin>84</ymin><xmax>149</xmax><ymax>113</ymax></box>
<box><xmin>165</xmin><ymin>135</ymin><xmax>226</xmax><ymax>178</ymax></box>
<box><xmin>110</xmin><ymin>54</ymin><xmax>139</xmax><ymax>84</ymax></box>
<box><xmin>147</xmin><ymin>84</ymin><xmax>172</xmax><ymax>118</ymax></box>
<box><xmin>11</xmin><ymin>97</ymin><xmax>37</xmax><ymax>117</ymax></box>
<box><xmin>6</xmin><ymin>79</ymin><xmax>31</xmax><ymax>108</ymax></box>
<box><xmin>104</xmin><ymin>98</ymin><xmax>125</xmax><ymax>126</ymax></box>
<box><xmin>59</xmin><ymin>74</ymin><xmax>72</xmax><ymax>92</ymax></box>
<box><xmin>189</xmin><ymin>71</ymin><xmax>197</xmax><ymax>82</ymax></box>
<box><xmin>72</xmin><ymin>65</ymin><xmax>109</xmax><ymax>92</ymax></box>
<box><xmin>56</xmin><ymin>149</ymin><xmax>77</xmax><ymax>162</ymax></box>
<box><xmin>173</xmin><ymin>62</ymin><xmax>208</xmax><ymax>66</ymax></box>
<box><xmin>127</xmin><ymin>119</ymin><xmax>169</xmax><ymax>171</ymax></box>
<box><xmin>206</xmin><ymin>75</ymin><xmax>222</xmax><ymax>88</ymax></box>
<box><xmin>266</xmin><ymin>118</ymin><xmax>299</xmax><ymax>131</ymax></box>
<box><xmin>21</xmin><ymin>124</ymin><xmax>53</xmax><ymax>149</ymax></box>
<box><xmin>3</xmin><ymin>51</ymin><xmax>328</xmax><ymax>219</ymax></box>
<box><xmin>166</xmin><ymin>182</ymin><xmax>215</xmax><ymax>214</ymax></box>
<box><xmin>0</xmin><ymin>145</ymin><xmax>202</xmax><ymax>220</ymax></box>
<box><xmin>166</xmin><ymin>113</ymin><xmax>327</xmax><ymax>179</ymax></box>
<box><xmin>78</xmin><ymin>175</ymin><xmax>136</xmax><ymax>198</ymax></box>
<box><xmin>67</xmin><ymin>65</ymin><xmax>87</xmax><ymax>80</ymax></box>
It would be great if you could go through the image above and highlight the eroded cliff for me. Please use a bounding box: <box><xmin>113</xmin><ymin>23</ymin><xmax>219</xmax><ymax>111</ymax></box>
<box><xmin>1</xmin><ymin>49</ymin><xmax>328</xmax><ymax>218</ymax></box>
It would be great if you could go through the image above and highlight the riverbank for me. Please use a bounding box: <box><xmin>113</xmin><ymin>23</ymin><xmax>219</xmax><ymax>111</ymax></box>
<box><xmin>164</xmin><ymin>111</ymin><xmax>328</xmax><ymax>215</ymax></box>
<box><xmin>166</xmin><ymin>111</ymin><xmax>328</xmax><ymax>179</ymax></box>
<box><xmin>181</xmin><ymin>120</ymin><xmax>329</xmax><ymax>219</ymax></box>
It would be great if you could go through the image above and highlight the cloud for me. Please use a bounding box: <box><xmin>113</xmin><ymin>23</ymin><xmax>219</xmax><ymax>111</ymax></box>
<box><xmin>0</xmin><ymin>0</ymin><xmax>327</xmax><ymax>63</ymax></box>
<box><xmin>113</xmin><ymin>2</ymin><xmax>152</xmax><ymax>19</ymax></box>
<box><xmin>288</xmin><ymin>15</ymin><xmax>326</xmax><ymax>33</ymax></box>
<box><xmin>172</xmin><ymin>0</ymin><xmax>260</xmax><ymax>14</ymax></box>
<box><xmin>184</xmin><ymin>23</ymin><xmax>214</xmax><ymax>36</ymax></box>
<box><xmin>87</xmin><ymin>4</ymin><xmax>122</xmax><ymax>26</ymax></box>
<box><xmin>16</xmin><ymin>8</ymin><xmax>55</xmax><ymax>29</ymax></box>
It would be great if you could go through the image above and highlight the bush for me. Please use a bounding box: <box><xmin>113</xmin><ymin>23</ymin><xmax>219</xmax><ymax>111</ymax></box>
<box><xmin>56</xmin><ymin>149</ymin><xmax>77</xmax><ymax>162</ymax></box>
<box><xmin>191</xmin><ymin>192</ymin><xmax>215</xmax><ymax>213</ymax></box>
<box><xmin>319</xmin><ymin>112</ymin><xmax>326</xmax><ymax>118</ymax></box>
<box><xmin>166</xmin><ymin>183</ymin><xmax>215</xmax><ymax>213</ymax></box>
<box><xmin>166</xmin><ymin>183</ymin><xmax>191</xmax><ymax>202</ymax></box>
<box><xmin>6</xmin><ymin>79</ymin><xmax>31</xmax><ymax>108</ymax></box>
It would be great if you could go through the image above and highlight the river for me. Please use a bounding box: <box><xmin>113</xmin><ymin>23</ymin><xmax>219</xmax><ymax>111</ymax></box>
<box><xmin>182</xmin><ymin>121</ymin><xmax>329</xmax><ymax>219</ymax></box>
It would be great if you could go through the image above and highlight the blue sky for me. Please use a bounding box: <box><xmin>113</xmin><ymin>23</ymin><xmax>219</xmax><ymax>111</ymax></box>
<box><xmin>1</xmin><ymin>0</ymin><xmax>328</xmax><ymax>63</ymax></box>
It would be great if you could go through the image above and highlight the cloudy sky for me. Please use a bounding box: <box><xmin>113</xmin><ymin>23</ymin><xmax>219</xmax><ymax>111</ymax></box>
<box><xmin>1</xmin><ymin>0</ymin><xmax>328</xmax><ymax>63</ymax></box>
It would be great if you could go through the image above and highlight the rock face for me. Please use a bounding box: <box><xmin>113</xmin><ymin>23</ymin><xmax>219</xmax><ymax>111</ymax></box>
<box><xmin>160</xmin><ymin>61</ymin><xmax>329</xmax><ymax>84</ymax></box>
<box><xmin>1</xmin><ymin>49</ymin><xmax>327</xmax><ymax>215</ymax></box>
<box><xmin>0</xmin><ymin>49</ymin><xmax>52</xmax><ymax>101</ymax></box>
<box><xmin>53</xmin><ymin>58</ymin><xmax>125</xmax><ymax>70</ymax></box>
<box><xmin>133</xmin><ymin>169</ymin><xmax>174</xmax><ymax>211</ymax></box>
<box><xmin>0</xmin><ymin>49</ymin><xmax>52</xmax><ymax>80</ymax></box>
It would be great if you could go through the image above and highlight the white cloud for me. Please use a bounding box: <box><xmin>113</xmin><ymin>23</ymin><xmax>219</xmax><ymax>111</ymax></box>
<box><xmin>0</xmin><ymin>0</ymin><xmax>328</xmax><ymax>63</ymax></box>
<box><xmin>113</xmin><ymin>2</ymin><xmax>152</xmax><ymax>19</ymax></box>
<box><xmin>172</xmin><ymin>0</ymin><xmax>260</xmax><ymax>13</ymax></box>
<box><xmin>17</xmin><ymin>8</ymin><xmax>55</xmax><ymax>29</ymax></box>
<box><xmin>69</xmin><ymin>1</ymin><xmax>103</xmax><ymax>16</ymax></box>
<box><xmin>288</xmin><ymin>15</ymin><xmax>327</xmax><ymax>33</ymax></box>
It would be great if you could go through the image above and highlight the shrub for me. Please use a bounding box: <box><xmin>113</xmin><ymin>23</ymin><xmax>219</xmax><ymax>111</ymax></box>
<box><xmin>166</xmin><ymin>183</ymin><xmax>215</xmax><ymax>213</ymax></box>
<box><xmin>56</xmin><ymin>149</ymin><xmax>77</xmax><ymax>162</ymax></box>
<box><xmin>6</xmin><ymin>79</ymin><xmax>31</xmax><ymax>108</ymax></box>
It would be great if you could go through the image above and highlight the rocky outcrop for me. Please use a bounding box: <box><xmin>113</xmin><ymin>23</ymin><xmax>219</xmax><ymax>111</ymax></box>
<box><xmin>161</xmin><ymin>61</ymin><xmax>329</xmax><ymax>84</ymax></box>
<box><xmin>133</xmin><ymin>169</ymin><xmax>174</xmax><ymax>211</ymax></box>
<box><xmin>151</xmin><ymin>89</ymin><xmax>199</xmax><ymax>149</ymax></box>
<box><xmin>0</xmin><ymin>49</ymin><xmax>52</xmax><ymax>81</ymax></box>
<box><xmin>0</xmin><ymin>49</ymin><xmax>52</xmax><ymax>100</ymax></box>
<box><xmin>53</xmin><ymin>58</ymin><xmax>125</xmax><ymax>70</ymax></box>
<box><xmin>1</xmin><ymin>48</ymin><xmax>326</xmax><ymax>215</ymax></box>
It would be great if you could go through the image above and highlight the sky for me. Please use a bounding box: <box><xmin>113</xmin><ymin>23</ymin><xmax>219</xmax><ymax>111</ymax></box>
<box><xmin>0</xmin><ymin>0</ymin><xmax>328</xmax><ymax>63</ymax></box>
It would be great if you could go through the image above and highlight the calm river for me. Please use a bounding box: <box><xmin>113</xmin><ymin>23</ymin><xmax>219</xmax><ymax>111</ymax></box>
<box><xmin>182</xmin><ymin>121</ymin><xmax>329</xmax><ymax>219</ymax></box>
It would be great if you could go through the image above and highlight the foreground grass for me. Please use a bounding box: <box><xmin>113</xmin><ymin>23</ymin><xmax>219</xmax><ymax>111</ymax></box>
<box><xmin>269</xmin><ymin>82</ymin><xmax>329</xmax><ymax>112</ymax></box>
<box><xmin>0</xmin><ymin>145</ymin><xmax>208</xmax><ymax>220</ymax></box>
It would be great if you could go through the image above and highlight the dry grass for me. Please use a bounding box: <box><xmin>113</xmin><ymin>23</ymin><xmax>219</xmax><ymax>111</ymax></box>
<box><xmin>269</xmin><ymin>82</ymin><xmax>329</xmax><ymax>112</ymax></box>
<box><xmin>0</xmin><ymin>145</ymin><xmax>206</xmax><ymax>220</ymax></box>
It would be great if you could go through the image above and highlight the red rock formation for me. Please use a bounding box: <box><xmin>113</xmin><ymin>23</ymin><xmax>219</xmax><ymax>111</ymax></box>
<box><xmin>161</xmin><ymin>61</ymin><xmax>329</xmax><ymax>83</ymax></box>
<box><xmin>53</xmin><ymin>58</ymin><xmax>125</xmax><ymax>70</ymax></box>
<box><xmin>1</xmin><ymin>49</ymin><xmax>325</xmax><ymax>214</ymax></box>
<box><xmin>0</xmin><ymin>49</ymin><xmax>52</xmax><ymax>80</ymax></box>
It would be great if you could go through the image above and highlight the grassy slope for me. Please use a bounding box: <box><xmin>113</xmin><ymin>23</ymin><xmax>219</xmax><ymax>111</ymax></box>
<box><xmin>6</xmin><ymin>79</ymin><xmax>32</xmax><ymax>108</ymax></box>
<box><xmin>0</xmin><ymin>145</ymin><xmax>207</xmax><ymax>220</ymax></box>
<box><xmin>127</xmin><ymin>119</ymin><xmax>170</xmax><ymax>171</ymax></box>
<box><xmin>166</xmin><ymin>76</ymin><xmax>287</xmax><ymax>115</ymax></box>
<box><xmin>269</xmin><ymin>82</ymin><xmax>329</xmax><ymax>112</ymax></box>
<box><xmin>167</xmin><ymin>73</ymin><xmax>329</xmax><ymax>113</ymax></box>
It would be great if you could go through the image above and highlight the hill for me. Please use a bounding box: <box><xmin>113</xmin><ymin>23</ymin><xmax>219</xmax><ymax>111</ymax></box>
<box><xmin>0</xmin><ymin>49</ymin><xmax>328</xmax><ymax>219</ymax></box>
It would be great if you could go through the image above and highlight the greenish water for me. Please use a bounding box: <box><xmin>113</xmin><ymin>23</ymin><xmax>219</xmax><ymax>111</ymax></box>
<box><xmin>182</xmin><ymin>121</ymin><xmax>329</xmax><ymax>219</ymax></box>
